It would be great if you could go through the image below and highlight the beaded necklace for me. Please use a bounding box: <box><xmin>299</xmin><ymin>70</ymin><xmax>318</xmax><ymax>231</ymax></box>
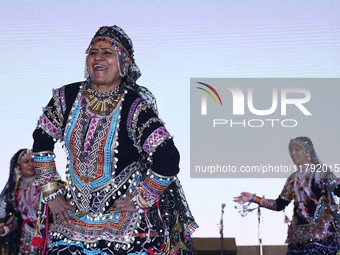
<box><xmin>84</xmin><ymin>83</ymin><xmax>122</xmax><ymax>117</ymax></box>
<box><xmin>17</xmin><ymin>176</ymin><xmax>39</xmax><ymax>223</ymax></box>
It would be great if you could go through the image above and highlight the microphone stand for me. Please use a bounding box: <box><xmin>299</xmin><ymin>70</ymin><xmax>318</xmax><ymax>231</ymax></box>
<box><xmin>257</xmin><ymin>206</ymin><xmax>263</xmax><ymax>255</ymax></box>
<box><xmin>234</xmin><ymin>204</ymin><xmax>263</xmax><ymax>255</ymax></box>
<box><xmin>220</xmin><ymin>203</ymin><xmax>226</xmax><ymax>255</ymax></box>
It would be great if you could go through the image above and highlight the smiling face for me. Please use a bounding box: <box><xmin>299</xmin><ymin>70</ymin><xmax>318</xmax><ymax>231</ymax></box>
<box><xmin>289</xmin><ymin>140</ymin><xmax>310</xmax><ymax>166</ymax></box>
<box><xmin>86</xmin><ymin>41</ymin><xmax>121</xmax><ymax>91</ymax></box>
<box><xmin>18</xmin><ymin>154</ymin><xmax>35</xmax><ymax>178</ymax></box>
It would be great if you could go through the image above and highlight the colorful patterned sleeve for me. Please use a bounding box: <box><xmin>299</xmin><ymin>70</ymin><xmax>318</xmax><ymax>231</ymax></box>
<box><xmin>36</xmin><ymin>87</ymin><xmax>66</xmax><ymax>142</ymax></box>
<box><xmin>127</xmin><ymin>97</ymin><xmax>180</xmax><ymax>209</ymax></box>
<box><xmin>127</xmin><ymin>97</ymin><xmax>180</xmax><ymax>176</ymax></box>
<box><xmin>32</xmin><ymin>87</ymin><xmax>66</xmax><ymax>197</ymax></box>
<box><xmin>258</xmin><ymin>177</ymin><xmax>293</xmax><ymax>211</ymax></box>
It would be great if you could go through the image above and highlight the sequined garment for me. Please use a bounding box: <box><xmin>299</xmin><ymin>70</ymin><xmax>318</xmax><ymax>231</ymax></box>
<box><xmin>287</xmin><ymin>235</ymin><xmax>338</xmax><ymax>255</ymax></box>
<box><xmin>33</xmin><ymin>81</ymin><xmax>197</xmax><ymax>255</ymax></box>
<box><xmin>259</xmin><ymin>171</ymin><xmax>340</xmax><ymax>254</ymax></box>
<box><xmin>0</xmin><ymin>191</ymin><xmax>19</xmax><ymax>255</ymax></box>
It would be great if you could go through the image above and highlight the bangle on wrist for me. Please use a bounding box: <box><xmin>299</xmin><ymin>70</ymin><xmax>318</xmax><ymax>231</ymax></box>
<box><xmin>136</xmin><ymin>194</ymin><xmax>152</xmax><ymax>209</ymax></box>
<box><xmin>249</xmin><ymin>194</ymin><xmax>255</xmax><ymax>203</ymax></box>
<box><xmin>254</xmin><ymin>196</ymin><xmax>263</xmax><ymax>205</ymax></box>
<box><xmin>0</xmin><ymin>226</ymin><xmax>10</xmax><ymax>236</ymax></box>
<box><xmin>41</xmin><ymin>188</ymin><xmax>63</xmax><ymax>204</ymax></box>
<box><xmin>41</xmin><ymin>182</ymin><xmax>59</xmax><ymax>194</ymax></box>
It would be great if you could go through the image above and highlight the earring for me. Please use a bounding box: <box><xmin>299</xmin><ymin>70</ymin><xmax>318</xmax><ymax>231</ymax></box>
<box><xmin>118</xmin><ymin>61</ymin><xmax>128</xmax><ymax>78</ymax></box>
<box><xmin>84</xmin><ymin>59</ymin><xmax>90</xmax><ymax>79</ymax></box>
<box><xmin>118</xmin><ymin>51</ymin><xmax>130</xmax><ymax>78</ymax></box>
<box><xmin>15</xmin><ymin>166</ymin><xmax>21</xmax><ymax>177</ymax></box>
<box><xmin>84</xmin><ymin>68</ymin><xmax>89</xmax><ymax>79</ymax></box>
<box><xmin>122</xmin><ymin>65</ymin><xmax>127</xmax><ymax>77</ymax></box>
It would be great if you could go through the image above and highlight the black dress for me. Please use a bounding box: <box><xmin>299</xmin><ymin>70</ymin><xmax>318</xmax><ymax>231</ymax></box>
<box><xmin>32</xmin><ymin>81</ymin><xmax>197</xmax><ymax>255</ymax></box>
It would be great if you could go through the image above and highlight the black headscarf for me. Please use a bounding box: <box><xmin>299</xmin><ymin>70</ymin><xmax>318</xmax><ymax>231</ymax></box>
<box><xmin>86</xmin><ymin>25</ymin><xmax>158</xmax><ymax>114</ymax></box>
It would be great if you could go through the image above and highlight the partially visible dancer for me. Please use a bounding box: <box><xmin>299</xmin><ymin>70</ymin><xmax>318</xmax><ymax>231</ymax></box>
<box><xmin>234</xmin><ymin>137</ymin><xmax>340</xmax><ymax>255</ymax></box>
<box><xmin>0</xmin><ymin>149</ymin><xmax>47</xmax><ymax>255</ymax></box>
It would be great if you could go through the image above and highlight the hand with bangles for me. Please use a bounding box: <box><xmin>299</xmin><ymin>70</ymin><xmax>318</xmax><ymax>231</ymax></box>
<box><xmin>47</xmin><ymin>196</ymin><xmax>75</xmax><ymax>224</ymax></box>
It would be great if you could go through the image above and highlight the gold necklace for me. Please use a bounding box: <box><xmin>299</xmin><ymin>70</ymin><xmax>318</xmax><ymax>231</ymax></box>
<box><xmin>84</xmin><ymin>84</ymin><xmax>122</xmax><ymax>116</ymax></box>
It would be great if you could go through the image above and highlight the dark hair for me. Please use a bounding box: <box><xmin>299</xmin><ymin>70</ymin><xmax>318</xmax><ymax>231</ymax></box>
<box><xmin>1</xmin><ymin>149</ymin><xmax>26</xmax><ymax>197</ymax></box>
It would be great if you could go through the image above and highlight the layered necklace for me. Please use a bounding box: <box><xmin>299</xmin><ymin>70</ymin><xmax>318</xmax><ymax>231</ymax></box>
<box><xmin>84</xmin><ymin>83</ymin><xmax>123</xmax><ymax>117</ymax></box>
<box><xmin>17</xmin><ymin>176</ymin><xmax>39</xmax><ymax>223</ymax></box>
<box><xmin>293</xmin><ymin>169</ymin><xmax>318</xmax><ymax>222</ymax></box>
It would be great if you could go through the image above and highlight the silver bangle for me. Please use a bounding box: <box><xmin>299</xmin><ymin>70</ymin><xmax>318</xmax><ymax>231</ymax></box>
<box><xmin>0</xmin><ymin>226</ymin><xmax>10</xmax><ymax>236</ymax></box>
<box><xmin>41</xmin><ymin>189</ymin><xmax>63</xmax><ymax>203</ymax></box>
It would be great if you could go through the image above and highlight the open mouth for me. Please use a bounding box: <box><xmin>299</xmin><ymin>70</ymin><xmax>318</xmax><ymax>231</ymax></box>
<box><xmin>94</xmin><ymin>64</ymin><xmax>107</xmax><ymax>71</ymax></box>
